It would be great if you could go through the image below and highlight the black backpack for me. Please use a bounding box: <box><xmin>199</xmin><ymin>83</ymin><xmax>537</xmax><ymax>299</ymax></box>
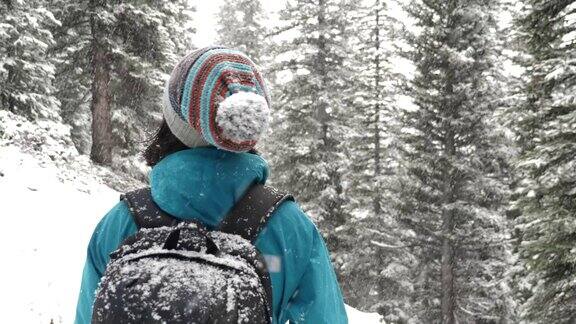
<box><xmin>92</xmin><ymin>183</ymin><xmax>293</xmax><ymax>324</ymax></box>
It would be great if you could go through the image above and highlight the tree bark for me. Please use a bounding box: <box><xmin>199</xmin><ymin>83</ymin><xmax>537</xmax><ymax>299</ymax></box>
<box><xmin>441</xmin><ymin>125</ymin><xmax>456</xmax><ymax>324</ymax></box>
<box><xmin>316</xmin><ymin>0</ymin><xmax>329</xmax><ymax>144</ymax></box>
<box><xmin>89</xmin><ymin>1</ymin><xmax>112</xmax><ymax>165</ymax></box>
<box><xmin>441</xmin><ymin>208</ymin><xmax>456</xmax><ymax>324</ymax></box>
<box><xmin>373</xmin><ymin>1</ymin><xmax>382</xmax><ymax>215</ymax></box>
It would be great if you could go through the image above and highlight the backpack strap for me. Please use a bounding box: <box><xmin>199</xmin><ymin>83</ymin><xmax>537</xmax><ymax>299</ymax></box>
<box><xmin>120</xmin><ymin>187</ymin><xmax>178</xmax><ymax>229</ymax></box>
<box><xmin>121</xmin><ymin>184</ymin><xmax>294</xmax><ymax>238</ymax></box>
<box><xmin>219</xmin><ymin>183</ymin><xmax>294</xmax><ymax>243</ymax></box>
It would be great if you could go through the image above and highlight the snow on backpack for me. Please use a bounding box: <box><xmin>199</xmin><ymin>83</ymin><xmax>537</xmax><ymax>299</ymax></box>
<box><xmin>92</xmin><ymin>183</ymin><xmax>293</xmax><ymax>324</ymax></box>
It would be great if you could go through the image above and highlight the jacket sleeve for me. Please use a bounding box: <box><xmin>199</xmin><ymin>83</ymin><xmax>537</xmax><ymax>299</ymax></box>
<box><xmin>283</xmin><ymin>226</ymin><xmax>348</xmax><ymax>324</ymax></box>
<box><xmin>74</xmin><ymin>201</ymin><xmax>137</xmax><ymax>324</ymax></box>
<box><xmin>74</xmin><ymin>222</ymin><xmax>105</xmax><ymax>324</ymax></box>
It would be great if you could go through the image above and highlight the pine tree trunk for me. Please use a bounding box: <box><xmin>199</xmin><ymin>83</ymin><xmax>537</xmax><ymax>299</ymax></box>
<box><xmin>441</xmin><ymin>128</ymin><xmax>456</xmax><ymax>324</ymax></box>
<box><xmin>316</xmin><ymin>0</ymin><xmax>329</xmax><ymax>144</ymax></box>
<box><xmin>89</xmin><ymin>1</ymin><xmax>112</xmax><ymax>165</ymax></box>
<box><xmin>373</xmin><ymin>1</ymin><xmax>382</xmax><ymax>215</ymax></box>
<box><xmin>441</xmin><ymin>210</ymin><xmax>456</xmax><ymax>324</ymax></box>
<box><xmin>5</xmin><ymin>41</ymin><xmax>17</xmax><ymax>113</ymax></box>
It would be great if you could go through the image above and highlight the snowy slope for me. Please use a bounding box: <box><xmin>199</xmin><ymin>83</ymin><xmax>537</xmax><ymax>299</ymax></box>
<box><xmin>0</xmin><ymin>146</ymin><xmax>119</xmax><ymax>323</ymax></box>
<box><xmin>0</xmin><ymin>145</ymin><xmax>382</xmax><ymax>323</ymax></box>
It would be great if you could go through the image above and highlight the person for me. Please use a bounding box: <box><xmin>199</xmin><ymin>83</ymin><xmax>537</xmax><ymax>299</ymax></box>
<box><xmin>74</xmin><ymin>46</ymin><xmax>348</xmax><ymax>324</ymax></box>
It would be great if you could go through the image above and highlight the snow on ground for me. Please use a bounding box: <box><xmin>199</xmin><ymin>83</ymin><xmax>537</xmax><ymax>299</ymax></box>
<box><xmin>345</xmin><ymin>305</ymin><xmax>384</xmax><ymax>323</ymax></box>
<box><xmin>0</xmin><ymin>144</ymin><xmax>382</xmax><ymax>323</ymax></box>
<box><xmin>0</xmin><ymin>146</ymin><xmax>119</xmax><ymax>323</ymax></box>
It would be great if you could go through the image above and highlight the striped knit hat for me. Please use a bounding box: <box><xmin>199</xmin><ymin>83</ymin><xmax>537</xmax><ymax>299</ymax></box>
<box><xmin>162</xmin><ymin>46</ymin><xmax>271</xmax><ymax>152</ymax></box>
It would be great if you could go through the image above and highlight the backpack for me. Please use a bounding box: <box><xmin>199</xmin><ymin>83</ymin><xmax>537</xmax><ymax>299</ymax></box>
<box><xmin>92</xmin><ymin>183</ymin><xmax>293</xmax><ymax>324</ymax></box>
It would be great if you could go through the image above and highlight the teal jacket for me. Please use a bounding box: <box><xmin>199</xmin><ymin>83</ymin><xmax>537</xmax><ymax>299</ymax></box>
<box><xmin>74</xmin><ymin>148</ymin><xmax>347</xmax><ymax>324</ymax></box>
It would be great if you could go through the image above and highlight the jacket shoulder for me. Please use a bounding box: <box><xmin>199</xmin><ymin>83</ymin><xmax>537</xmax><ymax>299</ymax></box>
<box><xmin>88</xmin><ymin>200</ymin><xmax>138</xmax><ymax>271</ymax></box>
<box><xmin>93</xmin><ymin>200</ymin><xmax>136</xmax><ymax>237</ymax></box>
<box><xmin>256</xmin><ymin>199</ymin><xmax>318</xmax><ymax>256</ymax></box>
<box><xmin>272</xmin><ymin>199</ymin><xmax>317</xmax><ymax>232</ymax></box>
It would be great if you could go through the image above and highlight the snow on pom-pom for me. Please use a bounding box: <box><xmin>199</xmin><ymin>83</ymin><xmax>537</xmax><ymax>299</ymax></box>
<box><xmin>216</xmin><ymin>91</ymin><xmax>270</xmax><ymax>143</ymax></box>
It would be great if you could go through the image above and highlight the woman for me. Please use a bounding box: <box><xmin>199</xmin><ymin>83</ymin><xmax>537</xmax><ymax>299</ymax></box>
<box><xmin>74</xmin><ymin>46</ymin><xmax>348</xmax><ymax>324</ymax></box>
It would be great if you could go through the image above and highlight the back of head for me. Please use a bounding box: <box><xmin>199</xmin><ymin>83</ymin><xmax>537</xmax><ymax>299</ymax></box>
<box><xmin>162</xmin><ymin>46</ymin><xmax>271</xmax><ymax>153</ymax></box>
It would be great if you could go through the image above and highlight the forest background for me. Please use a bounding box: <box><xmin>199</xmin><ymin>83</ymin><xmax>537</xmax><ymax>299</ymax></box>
<box><xmin>1</xmin><ymin>0</ymin><xmax>575</xmax><ymax>323</ymax></box>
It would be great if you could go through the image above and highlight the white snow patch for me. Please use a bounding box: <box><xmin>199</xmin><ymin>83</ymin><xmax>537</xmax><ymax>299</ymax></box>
<box><xmin>0</xmin><ymin>146</ymin><xmax>119</xmax><ymax>324</ymax></box>
<box><xmin>346</xmin><ymin>304</ymin><xmax>384</xmax><ymax>324</ymax></box>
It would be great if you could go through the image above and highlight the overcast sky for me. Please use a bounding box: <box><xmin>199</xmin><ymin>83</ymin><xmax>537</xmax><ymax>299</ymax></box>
<box><xmin>190</xmin><ymin>0</ymin><xmax>287</xmax><ymax>48</ymax></box>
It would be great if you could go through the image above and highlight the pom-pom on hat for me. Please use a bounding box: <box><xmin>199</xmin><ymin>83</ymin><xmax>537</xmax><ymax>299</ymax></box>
<box><xmin>162</xmin><ymin>46</ymin><xmax>271</xmax><ymax>152</ymax></box>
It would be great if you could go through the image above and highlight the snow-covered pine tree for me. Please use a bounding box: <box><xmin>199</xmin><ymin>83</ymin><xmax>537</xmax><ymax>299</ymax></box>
<box><xmin>498</xmin><ymin>0</ymin><xmax>536</xmax><ymax>316</ymax></box>
<box><xmin>267</xmin><ymin>0</ymin><xmax>356</xmax><ymax>248</ymax></box>
<box><xmin>334</xmin><ymin>1</ymin><xmax>414</xmax><ymax>320</ymax></box>
<box><xmin>347</xmin><ymin>0</ymin><xmax>400</xmax><ymax>218</ymax></box>
<box><xmin>216</xmin><ymin>0</ymin><xmax>267</xmax><ymax>62</ymax></box>
<box><xmin>0</xmin><ymin>0</ymin><xmax>60</xmax><ymax>120</ymax></box>
<box><xmin>397</xmin><ymin>0</ymin><xmax>512</xmax><ymax>322</ymax></box>
<box><xmin>513</xmin><ymin>1</ymin><xmax>576</xmax><ymax>322</ymax></box>
<box><xmin>109</xmin><ymin>1</ymin><xmax>194</xmax><ymax>173</ymax></box>
<box><xmin>51</xmin><ymin>0</ymin><xmax>194</xmax><ymax>167</ymax></box>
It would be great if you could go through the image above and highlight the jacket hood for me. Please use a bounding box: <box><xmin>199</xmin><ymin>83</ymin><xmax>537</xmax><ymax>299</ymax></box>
<box><xmin>149</xmin><ymin>147</ymin><xmax>269</xmax><ymax>228</ymax></box>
